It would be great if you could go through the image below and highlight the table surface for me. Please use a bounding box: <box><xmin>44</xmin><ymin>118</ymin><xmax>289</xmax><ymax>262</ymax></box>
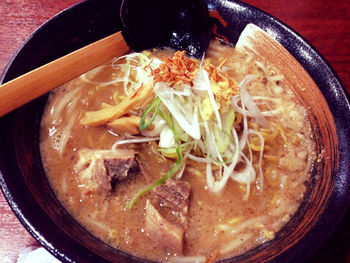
<box><xmin>0</xmin><ymin>0</ymin><xmax>349</xmax><ymax>262</ymax></box>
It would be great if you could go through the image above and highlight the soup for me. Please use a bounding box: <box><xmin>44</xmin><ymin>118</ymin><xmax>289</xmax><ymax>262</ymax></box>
<box><xmin>40</xmin><ymin>40</ymin><xmax>315</xmax><ymax>262</ymax></box>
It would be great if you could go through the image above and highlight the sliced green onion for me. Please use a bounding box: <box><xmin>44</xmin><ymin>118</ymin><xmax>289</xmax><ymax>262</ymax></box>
<box><xmin>158</xmin><ymin>141</ymin><xmax>194</xmax><ymax>154</ymax></box>
<box><xmin>158</xmin><ymin>109</ymin><xmax>173</xmax><ymax>129</ymax></box>
<box><xmin>158</xmin><ymin>146</ymin><xmax>177</xmax><ymax>154</ymax></box>
<box><xmin>209</xmin><ymin>153</ymin><xmax>235</xmax><ymax>164</ymax></box>
<box><xmin>214</xmin><ymin>108</ymin><xmax>235</xmax><ymax>153</ymax></box>
<box><xmin>222</xmin><ymin>108</ymin><xmax>235</xmax><ymax>133</ymax></box>
<box><xmin>173</xmin><ymin>117</ymin><xmax>189</xmax><ymax>142</ymax></box>
<box><xmin>126</xmin><ymin>140</ymin><xmax>182</xmax><ymax>209</ymax></box>
<box><xmin>139</xmin><ymin>97</ymin><xmax>161</xmax><ymax>131</ymax></box>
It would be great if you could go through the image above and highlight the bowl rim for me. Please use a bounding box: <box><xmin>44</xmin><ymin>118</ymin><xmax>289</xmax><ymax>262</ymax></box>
<box><xmin>0</xmin><ymin>0</ymin><xmax>349</xmax><ymax>262</ymax></box>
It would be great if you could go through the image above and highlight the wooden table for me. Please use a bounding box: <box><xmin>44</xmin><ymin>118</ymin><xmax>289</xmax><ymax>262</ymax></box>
<box><xmin>0</xmin><ymin>1</ymin><xmax>349</xmax><ymax>262</ymax></box>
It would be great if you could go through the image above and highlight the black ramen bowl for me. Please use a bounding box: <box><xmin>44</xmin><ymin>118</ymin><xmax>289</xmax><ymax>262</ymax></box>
<box><xmin>0</xmin><ymin>0</ymin><xmax>349</xmax><ymax>262</ymax></box>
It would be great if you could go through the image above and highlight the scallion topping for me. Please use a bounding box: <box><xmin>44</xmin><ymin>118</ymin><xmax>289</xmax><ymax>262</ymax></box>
<box><xmin>139</xmin><ymin>97</ymin><xmax>161</xmax><ymax>131</ymax></box>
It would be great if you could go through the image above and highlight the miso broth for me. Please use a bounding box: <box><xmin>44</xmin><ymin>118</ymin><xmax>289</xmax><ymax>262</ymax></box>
<box><xmin>40</xmin><ymin>40</ymin><xmax>315</xmax><ymax>262</ymax></box>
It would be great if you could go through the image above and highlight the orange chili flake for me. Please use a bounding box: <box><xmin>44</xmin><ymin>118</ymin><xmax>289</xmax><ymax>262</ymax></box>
<box><xmin>204</xmin><ymin>62</ymin><xmax>239</xmax><ymax>101</ymax></box>
<box><xmin>150</xmin><ymin>51</ymin><xmax>239</xmax><ymax>108</ymax></box>
<box><xmin>204</xmin><ymin>63</ymin><xmax>226</xmax><ymax>83</ymax></box>
<box><xmin>143</xmin><ymin>58</ymin><xmax>154</xmax><ymax>72</ymax></box>
<box><xmin>151</xmin><ymin>51</ymin><xmax>198</xmax><ymax>87</ymax></box>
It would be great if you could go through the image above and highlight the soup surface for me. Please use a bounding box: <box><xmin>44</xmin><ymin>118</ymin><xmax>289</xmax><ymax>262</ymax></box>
<box><xmin>40</xmin><ymin>40</ymin><xmax>315</xmax><ymax>262</ymax></box>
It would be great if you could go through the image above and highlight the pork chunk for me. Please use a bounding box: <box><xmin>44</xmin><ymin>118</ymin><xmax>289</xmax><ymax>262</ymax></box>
<box><xmin>153</xmin><ymin>179</ymin><xmax>191</xmax><ymax>214</ymax></box>
<box><xmin>145</xmin><ymin>200</ymin><xmax>184</xmax><ymax>254</ymax></box>
<box><xmin>78</xmin><ymin>157</ymin><xmax>112</xmax><ymax>194</ymax></box>
<box><xmin>74</xmin><ymin>148</ymin><xmax>137</xmax><ymax>195</ymax></box>
<box><xmin>104</xmin><ymin>156</ymin><xmax>138</xmax><ymax>181</ymax></box>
